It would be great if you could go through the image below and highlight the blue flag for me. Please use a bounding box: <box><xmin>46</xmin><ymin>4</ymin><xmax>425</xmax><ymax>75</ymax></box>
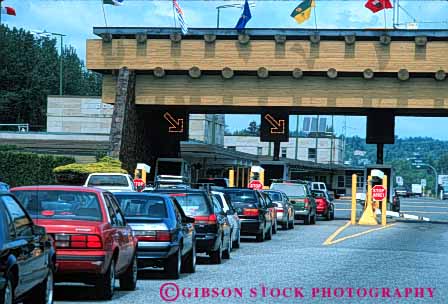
<box><xmin>235</xmin><ymin>0</ymin><xmax>252</xmax><ymax>30</ymax></box>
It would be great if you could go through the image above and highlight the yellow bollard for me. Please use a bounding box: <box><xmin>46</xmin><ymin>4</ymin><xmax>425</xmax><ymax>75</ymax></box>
<box><xmin>260</xmin><ymin>169</ymin><xmax>265</xmax><ymax>187</ymax></box>
<box><xmin>381</xmin><ymin>175</ymin><xmax>387</xmax><ymax>226</ymax></box>
<box><xmin>359</xmin><ymin>176</ymin><xmax>378</xmax><ymax>225</ymax></box>
<box><xmin>351</xmin><ymin>174</ymin><xmax>357</xmax><ymax>225</ymax></box>
<box><xmin>142</xmin><ymin>169</ymin><xmax>147</xmax><ymax>184</ymax></box>
<box><xmin>229</xmin><ymin>169</ymin><xmax>235</xmax><ymax>187</ymax></box>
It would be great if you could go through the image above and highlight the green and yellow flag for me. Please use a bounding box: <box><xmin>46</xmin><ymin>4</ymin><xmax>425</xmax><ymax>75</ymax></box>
<box><xmin>290</xmin><ymin>0</ymin><xmax>315</xmax><ymax>24</ymax></box>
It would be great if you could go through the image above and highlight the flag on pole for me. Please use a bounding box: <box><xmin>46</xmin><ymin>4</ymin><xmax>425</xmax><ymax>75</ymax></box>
<box><xmin>290</xmin><ymin>0</ymin><xmax>315</xmax><ymax>25</ymax></box>
<box><xmin>364</xmin><ymin>0</ymin><xmax>393</xmax><ymax>13</ymax></box>
<box><xmin>1</xmin><ymin>6</ymin><xmax>16</xmax><ymax>16</ymax></box>
<box><xmin>173</xmin><ymin>0</ymin><xmax>188</xmax><ymax>35</ymax></box>
<box><xmin>103</xmin><ymin>0</ymin><xmax>124</xmax><ymax>6</ymax></box>
<box><xmin>235</xmin><ymin>0</ymin><xmax>252</xmax><ymax>31</ymax></box>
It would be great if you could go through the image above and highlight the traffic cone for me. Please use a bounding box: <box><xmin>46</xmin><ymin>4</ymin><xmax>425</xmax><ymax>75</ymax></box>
<box><xmin>358</xmin><ymin>200</ymin><xmax>378</xmax><ymax>225</ymax></box>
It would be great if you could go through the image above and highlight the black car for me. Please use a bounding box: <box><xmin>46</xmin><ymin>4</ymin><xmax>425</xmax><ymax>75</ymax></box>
<box><xmin>113</xmin><ymin>192</ymin><xmax>196</xmax><ymax>279</ymax></box>
<box><xmin>0</xmin><ymin>192</ymin><xmax>55</xmax><ymax>304</ymax></box>
<box><xmin>219</xmin><ymin>188</ymin><xmax>273</xmax><ymax>242</ymax></box>
<box><xmin>154</xmin><ymin>189</ymin><xmax>232</xmax><ymax>264</ymax></box>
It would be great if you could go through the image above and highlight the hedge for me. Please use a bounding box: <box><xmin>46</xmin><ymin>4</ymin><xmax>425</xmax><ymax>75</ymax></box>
<box><xmin>53</xmin><ymin>156</ymin><xmax>127</xmax><ymax>185</ymax></box>
<box><xmin>0</xmin><ymin>151</ymin><xmax>75</xmax><ymax>187</ymax></box>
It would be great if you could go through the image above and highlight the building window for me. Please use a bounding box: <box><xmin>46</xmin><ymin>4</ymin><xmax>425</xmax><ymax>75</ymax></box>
<box><xmin>308</xmin><ymin>148</ymin><xmax>317</xmax><ymax>160</ymax></box>
<box><xmin>357</xmin><ymin>176</ymin><xmax>364</xmax><ymax>188</ymax></box>
<box><xmin>227</xmin><ymin>146</ymin><xmax>236</xmax><ymax>151</ymax></box>
<box><xmin>257</xmin><ymin>147</ymin><xmax>263</xmax><ymax>155</ymax></box>
<box><xmin>337</xmin><ymin>176</ymin><xmax>345</xmax><ymax>188</ymax></box>
<box><xmin>281</xmin><ymin>147</ymin><xmax>287</xmax><ymax>158</ymax></box>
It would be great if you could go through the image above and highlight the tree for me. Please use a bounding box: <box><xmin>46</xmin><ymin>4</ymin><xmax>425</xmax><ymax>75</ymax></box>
<box><xmin>247</xmin><ymin>121</ymin><xmax>260</xmax><ymax>136</ymax></box>
<box><xmin>0</xmin><ymin>25</ymin><xmax>102</xmax><ymax>130</ymax></box>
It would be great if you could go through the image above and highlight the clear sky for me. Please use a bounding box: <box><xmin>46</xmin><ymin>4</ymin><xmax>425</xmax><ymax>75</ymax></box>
<box><xmin>2</xmin><ymin>0</ymin><xmax>448</xmax><ymax>139</ymax></box>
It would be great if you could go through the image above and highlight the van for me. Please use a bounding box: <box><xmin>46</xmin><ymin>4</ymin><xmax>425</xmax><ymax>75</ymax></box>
<box><xmin>311</xmin><ymin>182</ymin><xmax>327</xmax><ymax>192</ymax></box>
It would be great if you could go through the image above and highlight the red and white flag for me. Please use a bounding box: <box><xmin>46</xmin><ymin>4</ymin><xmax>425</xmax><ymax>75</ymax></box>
<box><xmin>1</xmin><ymin>6</ymin><xmax>16</xmax><ymax>16</ymax></box>
<box><xmin>365</xmin><ymin>0</ymin><xmax>393</xmax><ymax>13</ymax></box>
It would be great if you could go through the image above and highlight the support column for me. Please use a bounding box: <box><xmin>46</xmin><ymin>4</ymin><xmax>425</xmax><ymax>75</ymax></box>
<box><xmin>109</xmin><ymin>67</ymin><xmax>138</xmax><ymax>173</ymax></box>
<box><xmin>377</xmin><ymin>143</ymin><xmax>384</xmax><ymax>164</ymax></box>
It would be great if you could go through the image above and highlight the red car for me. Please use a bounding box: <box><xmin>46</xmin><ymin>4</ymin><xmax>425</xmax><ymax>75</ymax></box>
<box><xmin>311</xmin><ymin>190</ymin><xmax>335</xmax><ymax>221</ymax></box>
<box><xmin>11</xmin><ymin>186</ymin><xmax>138</xmax><ymax>300</ymax></box>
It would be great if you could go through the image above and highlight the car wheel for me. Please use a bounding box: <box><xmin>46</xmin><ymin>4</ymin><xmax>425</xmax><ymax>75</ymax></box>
<box><xmin>210</xmin><ymin>239</ymin><xmax>223</xmax><ymax>264</ymax></box>
<box><xmin>232</xmin><ymin>229</ymin><xmax>241</xmax><ymax>249</ymax></box>
<box><xmin>166</xmin><ymin>248</ymin><xmax>182</xmax><ymax>279</ymax></box>
<box><xmin>182</xmin><ymin>242</ymin><xmax>196</xmax><ymax>273</ymax></box>
<box><xmin>1</xmin><ymin>274</ymin><xmax>14</xmax><ymax>304</ymax></box>
<box><xmin>330</xmin><ymin>208</ymin><xmax>335</xmax><ymax>220</ymax></box>
<box><xmin>256</xmin><ymin>228</ymin><xmax>265</xmax><ymax>242</ymax></box>
<box><xmin>266</xmin><ymin>225</ymin><xmax>272</xmax><ymax>240</ymax></box>
<box><xmin>24</xmin><ymin>266</ymin><xmax>54</xmax><ymax>304</ymax></box>
<box><xmin>272</xmin><ymin>220</ymin><xmax>277</xmax><ymax>234</ymax></box>
<box><xmin>96</xmin><ymin>258</ymin><xmax>116</xmax><ymax>300</ymax></box>
<box><xmin>304</xmin><ymin>213</ymin><xmax>311</xmax><ymax>225</ymax></box>
<box><xmin>311</xmin><ymin>213</ymin><xmax>317</xmax><ymax>225</ymax></box>
<box><xmin>223</xmin><ymin>234</ymin><xmax>231</xmax><ymax>259</ymax></box>
<box><xmin>119</xmin><ymin>255</ymin><xmax>138</xmax><ymax>290</ymax></box>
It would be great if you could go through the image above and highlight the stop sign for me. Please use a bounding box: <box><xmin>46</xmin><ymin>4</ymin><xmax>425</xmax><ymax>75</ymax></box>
<box><xmin>371</xmin><ymin>185</ymin><xmax>387</xmax><ymax>201</ymax></box>
<box><xmin>248</xmin><ymin>180</ymin><xmax>263</xmax><ymax>190</ymax></box>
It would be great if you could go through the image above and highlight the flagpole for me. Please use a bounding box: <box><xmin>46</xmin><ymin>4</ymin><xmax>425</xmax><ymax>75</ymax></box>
<box><xmin>172</xmin><ymin>1</ymin><xmax>177</xmax><ymax>28</ymax></box>
<box><xmin>313</xmin><ymin>1</ymin><xmax>318</xmax><ymax>30</ymax></box>
<box><xmin>101</xmin><ymin>1</ymin><xmax>109</xmax><ymax>28</ymax></box>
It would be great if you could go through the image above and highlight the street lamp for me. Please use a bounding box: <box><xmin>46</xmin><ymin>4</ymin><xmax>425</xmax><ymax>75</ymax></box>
<box><xmin>413</xmin><ymin>162</ymin><xmax>438</xmax><ymax>198</ymax></box>
<box><xmin>31</xmin><ymin>30</ymin><xmax>66</xmax><ymax>96</ymax></box>
<box><xmin>216</xmin><ymin>2</ymin><xmax>255</xmax><ymax>28</ymax></box>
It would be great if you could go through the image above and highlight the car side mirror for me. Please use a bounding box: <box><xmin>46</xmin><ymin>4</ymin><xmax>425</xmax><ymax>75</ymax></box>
<box><xmin>290</xmin><ymin>200</ymin><xmax>296</xmax><ymax>204</ymax></box>
<box><xmin>184</xmin><ymin>216</ymin><xmax>195</xmax><ymax>224</ymax></box>
<box><xmin>33</xmin><ymin>225</ymin><xmax>46</xmax><ymax>236</ymax></box>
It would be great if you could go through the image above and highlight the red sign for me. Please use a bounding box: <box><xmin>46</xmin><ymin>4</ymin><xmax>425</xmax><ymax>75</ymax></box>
<box><xmin>133</xmin><ymin>178</ymin><xmax>145</xmax><ymax>192</ymax></box>
<box><xmin>371</xmin><ymin>185</ymin><xmax>387</xmax><ymax>201</ymax></box>
<box><xmin>248</xmin><ymin>180</ymin><xmax>263</xmax><ymax>190</ymax></box>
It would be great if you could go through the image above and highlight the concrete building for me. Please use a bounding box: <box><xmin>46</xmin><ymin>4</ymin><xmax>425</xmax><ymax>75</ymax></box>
<box><xmin>224</xmin><ymin>136</ymin><xmax>344</xmax><ymax>165</ymax></box>
<box><xmin>47</xmin><ymin>96</ymin><xmax>225</xmax><ymax>145</ymax></box>
<box><xmin>47</xmin><ymin>96</ymin><xmax>113</xmax><ymax>134</ymax></box>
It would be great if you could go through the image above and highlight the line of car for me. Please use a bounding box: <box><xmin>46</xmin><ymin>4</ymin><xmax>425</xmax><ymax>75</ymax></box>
<box><xmin>0</xmin><ymin>177</ymin><xmax>335</xmax><ymax>303</ymax></box>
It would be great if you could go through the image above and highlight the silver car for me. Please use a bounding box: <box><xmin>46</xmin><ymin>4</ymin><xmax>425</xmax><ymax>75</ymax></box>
<box><xmin>263</xmin><ymin>190</ymin><xmax>295</xmax><ymax>230</ymax></box>
<box><xmin>212</xmin><ymin>191</ymin><xmax>242</xmax><ymax>249</ymax></box>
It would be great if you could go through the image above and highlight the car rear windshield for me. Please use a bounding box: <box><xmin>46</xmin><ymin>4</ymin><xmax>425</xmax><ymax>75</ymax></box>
<box><xmin>265</xmin><ymin>192</ymin><xmax>282</xmax><ymax>201</ymax></box>
<box><xmin>224</xmin><ymin>190</ymin><xmax>258</xmax><ymax>206</ymax></box>
<box><xmin>312</xmin><ymin>191</ymin><xmax>325</xmax><ymax>198</ymax></box>
<box><xmin>198</xmin><ymin>178</ymin><xmax>228</xmax><ymax>187</ymax></box>
<box><xmin>271</xmin><ymin>184</ymin><xmax>307</xmax><ymax>198</ymax></box>
<box><xmin>87</xmin><ymin>175</ymin><xmax>129</xmax><ymax>187</ymax></box>
<box><xmin>115</xmin><ymin>195</ymin><xmax>167</xmax><ymax>218</ymax></box>
<box><xmin>169</xmin><ymin>193</ymin><xmax>210</xmax><ymax>216</ymax></box>
<box><xmin>13</xmin><ymin>190</ymin><xmax>102</xmax><ymax>221</ymax></box>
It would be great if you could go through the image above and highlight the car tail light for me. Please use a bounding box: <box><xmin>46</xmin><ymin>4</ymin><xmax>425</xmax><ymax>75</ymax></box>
<box><xmin>243</xmin><ymin>208</ymin><xmax>259</xmax><ymax>217</ymax></box>
<box><xmin>54</xmin><ymin>234</ymin><xmax>103</xmax><ymax>249</ymax></box>
<box><xmin>304</xmin><ymin>198</ymin><xmax>310</xmax><ymax>208</ymax></box>
<box><xmin>194</xmin><ymin>214</ymin><xmax>217</xmax><ymax>225</ymax></box>
<box><xmin>134</xmin><ymin>230</ymin><xmax>172</xmax><ymax>242</ymax></box>
<box><xmin>276</xmin><ymin>208</ymin><xmax>284</xmax><ymax>213</ymax></box>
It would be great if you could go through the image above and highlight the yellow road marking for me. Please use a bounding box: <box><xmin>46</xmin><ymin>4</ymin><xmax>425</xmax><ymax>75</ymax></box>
<box><xmin>323</xmin><ymin>221</ymin><xmax>351</xmax><ymax>245</ymax></box>
<box><xmin>323</xmin><ymin>221</ymin><xmax>396</xmax><ymax>246</ymax></box>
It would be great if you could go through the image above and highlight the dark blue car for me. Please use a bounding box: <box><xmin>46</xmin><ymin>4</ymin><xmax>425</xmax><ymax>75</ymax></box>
<box><xmin>113</xmin><ymin>192</ymin><xmax>196</xmax><ymax>279</ymax></box>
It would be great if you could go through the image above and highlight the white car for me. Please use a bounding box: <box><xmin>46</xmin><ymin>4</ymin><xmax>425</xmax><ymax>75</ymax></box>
<box><xmin>212</xmin><ymin>191</ymin><xmax>241</xmax><ymax>249</ymax></box>
<box><xmin>84</xmin><ymin>173</ymin><xmax>136</xmax><ymax>192</ymax></box>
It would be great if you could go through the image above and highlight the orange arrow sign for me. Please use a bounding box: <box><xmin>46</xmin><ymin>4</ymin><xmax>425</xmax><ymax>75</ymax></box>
<box><xmin>264</xmin><ymin>114</ymin><xmax>285</xmax><ymax>134</ymax></box>
<box><xmin>163</xmin><ymin>112</ymin><xmax>184</xmax><ymax>133</ymax></box>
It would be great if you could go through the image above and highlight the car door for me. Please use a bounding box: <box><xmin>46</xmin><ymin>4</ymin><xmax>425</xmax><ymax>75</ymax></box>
<box><xmin>1</xmin><ymin>195</ymin><xmax>46</xmax><ymax>296</ymax></box>
<box><xmin>104</xmin><ymin>193</ymin><xmax>133</xmax><ymax>272</ymax></box>
<box><xmin>211</xmin><ymin>196</ymin><xmax>230</xmax><ymax>240</ymax></box>
<box><xmin>171</xmin><ymin>198</ymin><xmax>193</xmax><ymax>256</ymax></box>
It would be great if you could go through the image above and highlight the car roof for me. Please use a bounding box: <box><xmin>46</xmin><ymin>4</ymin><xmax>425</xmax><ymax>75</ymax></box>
<box><xmin>113</xmin><ymin>192</ymin><xmax>171</xmax><ymax>199</ymax></box>
<box><xmin>88</xmin><ymin>173</ymin><xmax>129</xmax><ymax>176</ymax></box>
<box><xmin>10</xmin><ymin>185</ymin><xmax>105</xmax><ymax>193</ymax></box>
<box><xmin>219</xmin><ymin>188</ymin><xmax>255</xmax><ymax>191</ymax></box>
<box><xmin>154</xmin><ymin>188</ymin><xmax>208</xmax><ymax>194</ymax></box>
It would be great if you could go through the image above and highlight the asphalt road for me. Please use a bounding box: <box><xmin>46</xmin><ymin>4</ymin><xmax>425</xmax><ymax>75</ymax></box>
<box><xmin>54</xmin><ymin>203</ymin><xmax>448</xmax><ymax>304</ymax></box>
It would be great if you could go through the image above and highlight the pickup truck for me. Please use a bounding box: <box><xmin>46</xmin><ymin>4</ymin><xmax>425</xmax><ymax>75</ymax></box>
<box><xmin>84</xmin><ymin>173</ymin><xmax>136</xmax><ymax>192</ymax></box>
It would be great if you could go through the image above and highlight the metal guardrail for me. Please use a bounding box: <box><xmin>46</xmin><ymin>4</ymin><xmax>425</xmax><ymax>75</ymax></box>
<box><xmin>0</xmin><ymin>124</ymin><xmax>29</xmax><ymax>132</ymax></box>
